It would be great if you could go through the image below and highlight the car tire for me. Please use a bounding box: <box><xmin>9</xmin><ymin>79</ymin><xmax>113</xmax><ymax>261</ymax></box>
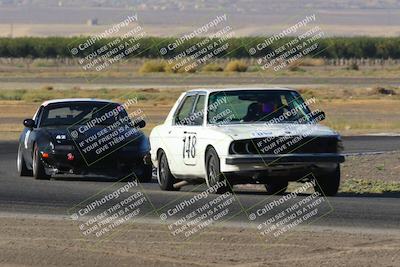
<box><xmin>205</xmin><ymin>147</ymin><xmax>231</xmax><ymax>194</ymax></box>
<box><xmin>17</xmin><ymin>144</ymin><xmax>33</xmax><ymax>176</ymax></box>
<box><xmin>264</xmin><ymin>181</ymin><xmax>288</xmax><ymax>195</ymax></box>
<box><xmin>314</xmin><ymin>165</ymin><xmax>340</xmax><ymax>196</ymax></box>
<box><xmin>32</xmin><ymin>144</ymin><xmax>51</xmax><ymax>180</ymax></box>
<box><xmin>157</xmin><ymin>150</ymin><xmax>178</xmax><ymax>191</ymax></box>
<box><xmin>138</xmin><ymin>164</ymin><xmax>153</xmax><ymax>183</ymax></box>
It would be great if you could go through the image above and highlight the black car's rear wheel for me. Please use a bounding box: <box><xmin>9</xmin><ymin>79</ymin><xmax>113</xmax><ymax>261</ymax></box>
<box><xmin>32</xmin><ymin>144</ymin><xmax>51</xmax><ymax>180</ymax></box>
<box><xmin>157</xmin><ymin>150</ymin><xmax>178</xmax><ymax>191</ymax></box>
<box><xmin>17</xmin><ymin>144</ymin><xmax>32</xmax><ymax>176</ymax></box>
<box><xmin>205</xmin><ymin>147</ymin><xmax>230</xmax><ymax>194</ymax></box>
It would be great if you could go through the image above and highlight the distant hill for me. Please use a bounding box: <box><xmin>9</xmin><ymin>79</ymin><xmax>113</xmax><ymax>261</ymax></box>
<box><xmin>0</xmin><ymin>0</ymin><xmax>399</xmax><ymax>37</ymax></box>
<box><xmin>0</xmin><ymin>0</ymin><xmax>400</xmax><ymax>9</ymax></box>
<box><xmin>1</xmin><ymin>0</ymin><xmax>400</xmax><ymax>10</ymax></box>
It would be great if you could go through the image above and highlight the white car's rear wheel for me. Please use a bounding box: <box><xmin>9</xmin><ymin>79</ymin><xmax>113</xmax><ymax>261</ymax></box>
<box><xmin>157</xmin><ymin>150</ymin><xmax>179</xmax><ymax>191</ymax></box>
<box><xmin>205</xmin><ymin>147</ymin><xmax>230</xmax><ymax>194</ymax></box>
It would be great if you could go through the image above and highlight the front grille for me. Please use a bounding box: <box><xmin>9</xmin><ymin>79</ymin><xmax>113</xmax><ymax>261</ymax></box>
<box><xmin>229</xmin><ymin>136</ymin><xmax>338</xmax><ymax>155</ymax></box>
<box><xmin>54</xmin><ymin>145</ymin><xmax>75</xmax><ymax>151</ymax></box>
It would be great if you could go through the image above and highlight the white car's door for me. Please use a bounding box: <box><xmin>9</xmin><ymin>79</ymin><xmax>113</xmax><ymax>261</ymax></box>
<box><xmin>167</xmin><ymin>93</ymin><xmax>206</xmax><ymax>178</ymax></box>
<box><xmin>182</xmin><ymin>94</ymin><xmax>206</xmax><ymax>167</ymax></box>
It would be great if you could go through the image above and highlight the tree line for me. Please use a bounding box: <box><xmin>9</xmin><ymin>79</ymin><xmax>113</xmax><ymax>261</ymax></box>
<box><xmin>0</xmin><ymin>36</ymin><xmax>399</xmax><ymax>59</ymax></box>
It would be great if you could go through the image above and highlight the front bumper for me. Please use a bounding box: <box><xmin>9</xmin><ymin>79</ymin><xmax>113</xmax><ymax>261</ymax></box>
<box><xmin>225</xmin><ymin>153</ymin><xmax>345</xmax><ymax>165</ymax></box>
<box><xmin>41</xmin><ymin>147</ymin><xmax>149</xmax><ymax>174</ymax></box>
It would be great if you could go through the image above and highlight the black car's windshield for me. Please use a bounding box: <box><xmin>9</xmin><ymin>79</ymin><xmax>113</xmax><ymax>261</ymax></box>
<box><xmin>207</xmin><ymin>90</ymin><xmax>314</xmax><ymax>125</ymax></box>
<box><xmin>40</xmin><ymin>102</ymin><xmax>128</xmax><ymax>127</ymax></box>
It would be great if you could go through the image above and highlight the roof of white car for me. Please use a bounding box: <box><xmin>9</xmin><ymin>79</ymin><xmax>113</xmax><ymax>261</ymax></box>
<box><xmin>187</xmin><ymin>87</ymin><xmax>297</xmax><ymax>93</ymax></box>
<box><xmin>41</xmin><ymin>98</ymin><xmax>116</xmax><ymax>106</ymax></box>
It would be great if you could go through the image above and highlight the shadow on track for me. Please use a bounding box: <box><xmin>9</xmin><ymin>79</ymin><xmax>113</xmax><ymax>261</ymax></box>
<box><xmin>51</xmin><ymin>175</ymin><xmax>158</xmax><ymax>183</ymax></box>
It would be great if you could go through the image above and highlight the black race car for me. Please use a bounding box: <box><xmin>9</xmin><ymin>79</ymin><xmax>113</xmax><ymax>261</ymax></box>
<box><xmin>17</xmin><ymin>98</ymin><xmax>152</xmax><ymax>182</ymax></box>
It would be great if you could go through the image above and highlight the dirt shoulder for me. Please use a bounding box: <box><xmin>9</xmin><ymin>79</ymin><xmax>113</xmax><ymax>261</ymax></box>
<box><xmin>0</xmin><ymin>216</ymin><xmax>399</xmax><ymax>267</ymax></box>
<box><xmin>343</xmin><ymin>152</ymin><xmax>400</xmax><ymax>183</ymax></box>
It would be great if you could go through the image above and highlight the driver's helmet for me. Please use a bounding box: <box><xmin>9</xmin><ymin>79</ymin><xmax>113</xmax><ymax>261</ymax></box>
<box><xmin>259</xmin><ymin>96</ymin><xmax>284</xmax><ymax>117</ymax></box>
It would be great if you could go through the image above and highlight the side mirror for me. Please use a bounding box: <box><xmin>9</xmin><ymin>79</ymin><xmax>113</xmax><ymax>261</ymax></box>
<box><xmin>23</xmin><ymin>119</ymin><xmax>35</xmax><ymax>128</ymax></box>
<box><xmin>135</xmin><ymin>120</ymin><xmax>146</xmax><ymax>129</ymax></box>
<box><xmin>311</xmin><ymin>110</ymin><xmax>325</xmax><ymax>122</ymax></box>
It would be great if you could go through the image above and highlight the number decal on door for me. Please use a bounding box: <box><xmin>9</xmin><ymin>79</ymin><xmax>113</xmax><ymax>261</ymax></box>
<box><xmin>183</xmin><ymin>134</ymin><xmax>197</xmax><ymax>159</ymax></box>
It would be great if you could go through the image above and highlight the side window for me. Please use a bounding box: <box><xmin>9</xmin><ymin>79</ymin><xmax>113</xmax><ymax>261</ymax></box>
<box><xmin>174</xmin><ymin>95</ymin><xmax>197</xmax><ymax>125</ymax></box>
<box><xmin>192</xmin><ymin>95</ymin><xmax>205</xmax><ymax>126</ymax></box>
<box><xmin>280</xmin><ymin>95</ymin><xmax>288</xmax><ymax>106</ymax></box>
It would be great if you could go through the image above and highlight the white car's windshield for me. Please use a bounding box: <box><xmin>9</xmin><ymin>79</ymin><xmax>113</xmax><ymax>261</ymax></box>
<box><xmin>207</xmin><ymin>90</ymin><xmax>313</xmax><ymax>125</ymax></box>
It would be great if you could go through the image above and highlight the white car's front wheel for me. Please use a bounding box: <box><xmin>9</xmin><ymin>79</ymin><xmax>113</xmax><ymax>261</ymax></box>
<box><xmin>205</xmin><ymin>147</ymin><xmax>231</xmax><ymax>194</ymax></box>
<box><xmin>314</xmin><ymin>165</ymin><xmax>341</xmax><ymax>196</ymax></box>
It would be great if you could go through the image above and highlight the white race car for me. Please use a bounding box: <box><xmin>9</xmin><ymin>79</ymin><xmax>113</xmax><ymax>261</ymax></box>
<box><xmin>149</xmin><ymin>88</ymin><xmax>344</xmax><ymax>196</ymax></box>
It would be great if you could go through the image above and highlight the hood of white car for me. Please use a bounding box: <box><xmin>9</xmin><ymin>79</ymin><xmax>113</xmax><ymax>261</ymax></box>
<box><xmin>212</xmin><ymin>123</ymin><xmax>338</xmax><ymax>140</ymax></box>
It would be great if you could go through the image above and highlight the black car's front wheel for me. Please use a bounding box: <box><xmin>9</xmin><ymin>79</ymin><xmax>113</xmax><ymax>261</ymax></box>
<box><xmin>17</xmin><ymin>144</ymin><xmax>32</xmax><ymax>176</ymax></box>
<box><xmin>137</xmin><ymin>164</ymin><xmax>153</xmax><ymax>183</ymax></box>
<box><xmin>32</xmin><ymin>144</ymin><xmax>51</xmax><ymax>180</ymax></box>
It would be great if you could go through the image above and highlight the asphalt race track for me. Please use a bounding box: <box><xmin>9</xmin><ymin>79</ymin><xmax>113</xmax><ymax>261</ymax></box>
<box><xmin>1</xmin><ymin>137</ymin><xmax>399</xmax><ymax>232</ymax></box>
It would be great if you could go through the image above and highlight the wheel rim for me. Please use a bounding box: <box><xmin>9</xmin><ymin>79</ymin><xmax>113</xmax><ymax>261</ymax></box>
<box><xmin>207</xmin><ymin>156</ymin><xmax>218</xmax><ymax>186</ymax></box>
<box><xmin>17</xmin><ymin>149</ymin><xmax>22</xmax><ymax>172</ymax></box>
<box><xmin>158</xmin><ymin>154</ymin><xmax>167</xmax><ymax>185</ymax></box>
<box><xmin>32</xmin><ymin>147</ymin><xmax>37</xmax><ymax>175</ymax></box>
